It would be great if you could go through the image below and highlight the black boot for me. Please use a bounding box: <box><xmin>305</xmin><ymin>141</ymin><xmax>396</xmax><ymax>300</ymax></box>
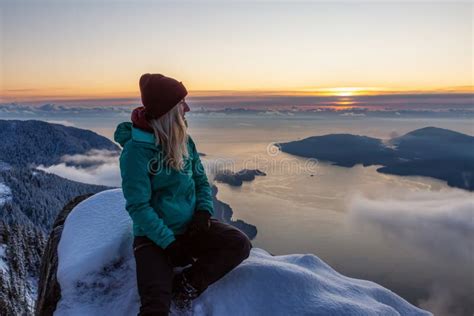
<box><xmin>172</xmin><ymin>272</ymin><xmax>200</xmax><ymax>311</ymax></box>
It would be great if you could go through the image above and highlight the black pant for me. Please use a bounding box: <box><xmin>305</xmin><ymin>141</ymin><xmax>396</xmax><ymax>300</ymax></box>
<box><xmin>133</xmin><ymin>218</ymin><xmax>252</xmax><ymax>316</ymax></box>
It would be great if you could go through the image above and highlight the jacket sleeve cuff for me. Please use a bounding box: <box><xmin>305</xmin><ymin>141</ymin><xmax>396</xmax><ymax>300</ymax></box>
<box><xmin>197</xmin><ymin>208</ymin><xmax>213</xmax><ymax>218</ymax></box>
<box><xmin>154</xmin><ymin>234</ymin><xmax>176</xmax><ymax>249</ymax></box>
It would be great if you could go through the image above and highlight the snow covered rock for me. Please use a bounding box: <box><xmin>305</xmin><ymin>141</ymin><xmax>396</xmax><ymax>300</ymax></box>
<box><xmin>38</xmin><ymin>189</ymin><xmax>431</xmax><ymax>316</ymax></box>
<box><xmin>36</xmin><ymin>194</ymin><xmax>94</xmax><ymax>316</ymax></box>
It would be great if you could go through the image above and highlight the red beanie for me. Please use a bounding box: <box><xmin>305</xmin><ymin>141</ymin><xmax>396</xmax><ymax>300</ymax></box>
<box><xmin>139</xmin><ymin>73</ymin><xmax>188</xmax><ymax>119</ymax></box>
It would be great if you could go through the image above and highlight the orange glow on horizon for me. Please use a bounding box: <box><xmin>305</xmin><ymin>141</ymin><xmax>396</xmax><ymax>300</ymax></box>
<box><xmin>326</xmin><ymin>105</ymin><xmax>356</xmax><ymax>111</ymax></box>
<box><xmin>298</xmin><ymin>87</ymin><xmax>384</xmax><ymax>97</ymax></box>
<box><xmin>1</xmin><ymin>85</ymin><xmax>472</xmax><ymax>103</ymax></box>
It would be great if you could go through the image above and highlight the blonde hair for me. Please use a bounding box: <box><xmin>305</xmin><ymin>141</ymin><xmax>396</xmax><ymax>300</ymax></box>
<box><xmin>149</xmin><ymin>102</ymin><xmax>189</xmax><ymax>171</ymax></box>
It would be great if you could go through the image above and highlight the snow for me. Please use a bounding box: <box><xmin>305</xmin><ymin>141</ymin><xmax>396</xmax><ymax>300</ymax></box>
<box><xmin>26</xmin><ymin>276</ymin><xmax>39</xmax><ymax>312</ymax></box>
<box><xmin>57</xmin><ymin>189</ymin><xmax>132</xmax><ymax>290</ymax></box>
<box><xmin>0</xmin><ymin>182</ymin><xmax>12</xmax><ymax>206</ymax></box>
<box><xmin>0</xmin><ymin>160</ymin><xmax>11</xmax><ymax>171</ymax></box>
<box><xmin>55</xmin><ymin>189</ymin><xmax>431</xmax><ymax>316</ymax></box>
<box><xmin>0</xmin><ymin>244</ymin><xmax>8</xmax><ymax>273</ymax></box>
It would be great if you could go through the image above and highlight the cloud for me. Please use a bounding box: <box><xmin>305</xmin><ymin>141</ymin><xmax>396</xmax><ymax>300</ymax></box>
<box><xmin>2</xmin><ymin>91</ymin><xmax>474</xmax><ymax>114</ymax></box>
<box><xmin>348</xmin><ymin>189</ymin><xmax>474</xmax><ymax>315</ymax></box>
<box><xmin>38</xmin><ymin>150</ymin><xmax>228</xmax><ymax>188</ymax></box>
<box><xmin>36</xmin><ymin>150</ymin><xmax>121</xmax><ymax>187</ymax></box>
<box><xmin>37</xmin><ymin>162</ymin><xmax>121</xmax><ymax>187</ymax></box>
<box><xmin>348</xmin><ymin>190</ymin><xmax>473</xmax><ymax>262</ymax></box>
<box><xmin>0</xmin><ymin>103</ymin><xmax>136</xmax><ymax>114</ymax></box>
<box><xmin>60</xmin><ymin>149</ymin><xmax>119</xmax><ymax>166</ymax></box>
<box><xmin>418</xmin><ymin>284</ymin><xmax>467</xmax><ymax>316</ymax></box>
<box><xmin>339</xmin><ymin>112</ymin><xmax>366</xmax><ymax>117</ymax></box>
<box><xmin>45</xmin><ymin>120</ymin><xmax>76</xmax><ymax>127</ymax></box>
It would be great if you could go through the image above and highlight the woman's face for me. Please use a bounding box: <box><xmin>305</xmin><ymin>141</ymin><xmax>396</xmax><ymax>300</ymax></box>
<box><xmin>179</xmin><ymin>99</ymin><xmax>190</xmax><ymax>118</ymax></box>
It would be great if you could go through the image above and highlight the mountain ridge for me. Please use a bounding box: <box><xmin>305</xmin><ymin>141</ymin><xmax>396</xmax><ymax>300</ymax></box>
<box><xmin>0</xmin><ymin>120</ymin><xmax>120</xmax><ymax>168</ymax></box>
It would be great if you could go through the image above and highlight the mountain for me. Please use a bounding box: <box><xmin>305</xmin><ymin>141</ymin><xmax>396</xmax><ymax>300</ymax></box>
<box><xmin>278</xmin><ymin>127</ymin><xmax>474</xmax><ymax>190</ymax></box>
<box><xmin>0</xmin><ymin>120</ymin><xmax>120</xmax><ymax>168</ymax></box>
<box><xmin>0</xmin><ymin>119</ymin><xmax>120</xmax><ymax>315</ymax></box>
<box><xmin>391</xmin><ymin>127</ymin><xmax>474</xmax><ymax>161</ymax></box>
<box><xmin>0</xmin><ymin>169</ymin><xmax>111</xmax><ymax>315</ymax></box>
<box><xmin>36</xmin><ymin>189</ymin><xmax>430</xmax><ymax>316</ymax></box>
<box><xmin>0</xmin><ymin>168</ymin><xmax>109</xmax><ymax>230</ymax></box>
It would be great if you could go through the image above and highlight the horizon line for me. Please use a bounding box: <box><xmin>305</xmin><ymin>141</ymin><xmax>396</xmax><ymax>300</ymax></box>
<box><xmin>1</xmin><ymin>86</ymin><xmax>473</xmax><ymax>105</ymax></box>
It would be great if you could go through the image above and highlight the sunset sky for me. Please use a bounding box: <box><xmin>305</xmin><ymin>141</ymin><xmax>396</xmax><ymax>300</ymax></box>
<box><xmin>0</xmin><ymin>1</ymin><xmax>472</xmax><ymax>103</ymax></box>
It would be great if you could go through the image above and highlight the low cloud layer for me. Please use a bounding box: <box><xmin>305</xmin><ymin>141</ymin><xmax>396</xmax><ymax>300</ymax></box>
<box><xmin>348</xmin><ymin>189</ymin><xmax>474</xmax><ymax>316</ymax></box>
<box><xmin>60</xmin><ymin>149</ymin><xmax>119</xmax><ymax>167</ymax></box>
<box><xmin>418</xmin><ymin>284</ymin><xmax>468</xmax><ymax>316</ymax></box>
<box><xmin>45</xmin><ymin>119</ymin><xmax>76</xmax><ymax>126</ymax></box>
<box><xmin>37</xmin><ymin>150</ymin><xmax>121</xmax><ymax>187</ymax></box>
<box><xmin>349</xmin><ymin>190</ymin><xmax>473</xmax><ymax>262</ymax></box>
<box><xmin>35</xmin><ymin>151</ymin><xmax>223</xmax><ymax>188</ymax></box>
<box><xmin>2</xmin><ymin>91</ymin><xmax>474</xmax><ymax>115</ymax></box>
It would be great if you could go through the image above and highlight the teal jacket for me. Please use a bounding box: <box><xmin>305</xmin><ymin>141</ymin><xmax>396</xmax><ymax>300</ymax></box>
<box><xmin>114</xmin><ymin>122</ymin><xmax>214</xmax><ymax>249</ymax></box>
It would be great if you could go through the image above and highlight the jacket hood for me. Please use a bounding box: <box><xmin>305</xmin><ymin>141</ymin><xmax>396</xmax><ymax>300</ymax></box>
<box><xmin>114</xmin><ymin>122</ymin><xmax>132</xmax><ymax>147</ymax></box>
<box><xmin>114</xmin><ymin>122</ymin><xmax>156</xmax><ymax>148</ymax></box>
<box><xmin>131</xmin><ymin>106</ymin><xmax>154</xmax><ymax>133</ymax></box>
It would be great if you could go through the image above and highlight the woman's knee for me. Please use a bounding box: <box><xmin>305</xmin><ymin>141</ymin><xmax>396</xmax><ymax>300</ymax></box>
<box><xmin>206</xmin><ymin>220</ymin><xmax>252</xmax><ymax>262</ymax></box>
<box><xmin>231</xmin><ymin>230</ymin><xmax>252</xmax><ymax>262</ymax></box>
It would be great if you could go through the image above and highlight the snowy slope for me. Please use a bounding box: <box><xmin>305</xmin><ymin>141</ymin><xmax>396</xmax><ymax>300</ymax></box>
<box><xmin>55</xmin><ymin>189</ymin><xmax>431</xmax><ymax>316</ymax></box>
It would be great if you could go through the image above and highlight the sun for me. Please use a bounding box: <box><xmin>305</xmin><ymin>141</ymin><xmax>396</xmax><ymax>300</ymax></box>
<box><xmin>326</xmin><ymin>87</ymin><xmax>363</xmax><ymax>97</ymax></box>
<box><xmin>334</xmin><ymin>90</ymin><xmax>354</xmax><ymax>97</ymax></box>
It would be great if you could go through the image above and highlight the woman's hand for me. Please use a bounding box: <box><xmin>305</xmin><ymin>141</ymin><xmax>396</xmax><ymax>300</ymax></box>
<box><xmin>187</xmin><ymin>210</ymin><xmax>211</xmax><ymax>237</ymax></box>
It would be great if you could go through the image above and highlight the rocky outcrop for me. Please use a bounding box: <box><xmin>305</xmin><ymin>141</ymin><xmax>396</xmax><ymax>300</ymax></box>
<box><xmin>212</xmin><ymin>186</ymin><xmax>257</xmax><ymax>239</ymax></box>
<box><xmin>35</xmin><ymin>194</ymin><xmax>93</xmax><ymax>316</ymax></box>
<box><xmin>35</xmin><ymin>186</ymin><xmax>257</xmax><ymax>315</ymax></box>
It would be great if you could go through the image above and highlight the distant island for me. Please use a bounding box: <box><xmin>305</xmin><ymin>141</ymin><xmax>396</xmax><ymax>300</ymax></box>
<box><xmin>214</xmin><ymin>169</ymin><xmax>267</xmax><ymax>186</ymax></box>
<box><xmin>278</xmin><ymin>127</ymin><xmax>474</xmax><ymax>191</ymax></box>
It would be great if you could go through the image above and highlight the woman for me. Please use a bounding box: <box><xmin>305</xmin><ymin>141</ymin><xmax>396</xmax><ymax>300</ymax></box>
<box><xmin>114</xmin><ymin>73</ymin><xmax>252</xmax><ymax>315</ymax></box>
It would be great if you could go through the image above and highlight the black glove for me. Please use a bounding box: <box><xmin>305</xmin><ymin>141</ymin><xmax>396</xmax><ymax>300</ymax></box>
<box><xmin>187</xmin><ymin>210</ymin><xmax>211</xmax><ymax>237</ymax></box>
<box><xmin>165</xmin><ymin>240</ymin><xmax>194</xmax><ymax>267</ymax></box>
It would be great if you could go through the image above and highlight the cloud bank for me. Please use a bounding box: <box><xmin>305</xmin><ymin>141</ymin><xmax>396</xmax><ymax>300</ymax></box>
<box><xmin>36</xmin><ymin>150</ymin><xmax>121</xmax><ymax>187</ymax></box>
<box><xmin>349</xmin><ymin>190</ymin><xmax>473</xmax><ymax>262</ymax></box>
<box><xmin>348</xmin><ymin>189</ymin><xmax>474</xmax><ymax>316</ymax></box>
